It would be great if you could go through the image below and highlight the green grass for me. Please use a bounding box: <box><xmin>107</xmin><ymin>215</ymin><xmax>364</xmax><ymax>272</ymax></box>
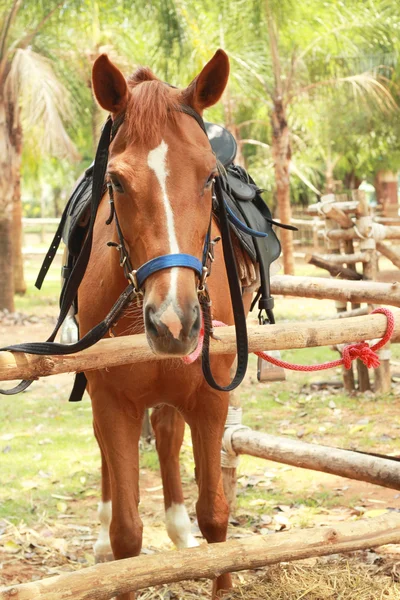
<box><xmin>0</xmin><ymin>387</ymin><xmax>99</xmax><ymax>523</ymax></box>
<box><xmin>3</xmin><ymin>256</ymin><xmax>400</xmax><ymax>528</ymax></box>
<box><xmin>14</xmin><ymin>259</ymin><xmax>62</xmax><ymax>312</ymax></box>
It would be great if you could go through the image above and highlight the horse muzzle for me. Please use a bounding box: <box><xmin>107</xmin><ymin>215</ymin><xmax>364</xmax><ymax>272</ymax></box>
<box><xmin>144</xmin><ymin>300</ymin><xmax>201</xmax><ymax>355</ymax></box>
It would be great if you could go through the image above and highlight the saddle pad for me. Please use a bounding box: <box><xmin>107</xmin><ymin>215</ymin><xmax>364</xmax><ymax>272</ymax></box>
<box><xmin>62</xmin><ymin>164</ymin><xmax>107</xmax><ymax>256</ymax></box>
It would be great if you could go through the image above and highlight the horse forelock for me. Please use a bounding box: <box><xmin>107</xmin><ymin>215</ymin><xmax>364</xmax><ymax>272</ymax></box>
<box><xmin>124</xmin><ymin>68</ymin><xmax>180</xmax><ymax>146</ymax></box>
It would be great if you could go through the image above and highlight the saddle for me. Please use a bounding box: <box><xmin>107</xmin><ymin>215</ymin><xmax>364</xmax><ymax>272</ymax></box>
<box><xmin>61</xmin><ymin>122</ymin><xmax>282</xmax><ymax>304</ymax></box>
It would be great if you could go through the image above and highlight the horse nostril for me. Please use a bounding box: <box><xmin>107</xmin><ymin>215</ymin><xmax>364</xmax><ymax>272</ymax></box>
<box><xmin>190</xmin><ymin>304</ymin><xmax>201</xmax><ymax>337</ymax></box>
<box><xmin>145</xmin><ymin>304</ymin><xmax>159</xmax><ymax>338</ymax></box>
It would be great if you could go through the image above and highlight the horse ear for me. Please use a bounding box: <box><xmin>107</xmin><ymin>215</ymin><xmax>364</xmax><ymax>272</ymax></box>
<box><xmin>182</xmin><ymin>49</ymin><xmax>229</xmax><ymax>113</ymax></box>
<box><xmin>92</xmin><ymin>54</ymin><xmax>129</xmax><ymax>114</ymax></box>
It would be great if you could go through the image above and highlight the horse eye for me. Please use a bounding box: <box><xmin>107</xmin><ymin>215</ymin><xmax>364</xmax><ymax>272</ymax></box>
<box><xmin>205</xmin><ymin>173</ymin><xmax>216</xmax><ymax>190</ymax></box>
<box><xmin>109</xmin><ymin>174</ymin><xmax>124</xmax><ymax>193</ymax></box>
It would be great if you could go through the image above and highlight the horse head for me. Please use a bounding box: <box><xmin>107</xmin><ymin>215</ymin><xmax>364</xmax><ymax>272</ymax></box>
<box><xmin>91</xmin><ymin>50</ymin><xmax>230</xmax><ymax>356</ymax></box>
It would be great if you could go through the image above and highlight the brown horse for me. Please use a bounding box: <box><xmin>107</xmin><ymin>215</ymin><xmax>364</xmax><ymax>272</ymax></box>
<box><xmin>78</xmin><ymin>50</ymin><xmax>254</xmax><ymax>599</ymax></box>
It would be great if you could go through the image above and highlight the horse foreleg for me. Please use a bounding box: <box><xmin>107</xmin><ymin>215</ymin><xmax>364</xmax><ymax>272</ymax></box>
<box><xmin>186</xmin><ymin>390</ymin><xmax>232</xmax><ymax>598</ymax></box>
<box><xmin>93</xmin><ymin>430</ymin><xmax>114</xmax><ymax>563</ymax></box>
<box><xmin>151</xmin><ymin>404</ymin><xmax>198</xmax><ymax>549</ymax></box>
<box><xmin>91</xmin><ymin>389</ymin><xmax>144</xmax><ymax>600</ymax></box>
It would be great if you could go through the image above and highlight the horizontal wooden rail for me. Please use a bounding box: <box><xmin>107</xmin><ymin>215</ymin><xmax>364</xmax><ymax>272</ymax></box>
<box><xmin>270</xmin><ymin>275</ymin><xmax>400</xmax><ymax>307</ymax></box>
<box><xmin>313</xmin><ymin>252</ymin><xmax>369</xmax><ymax>264</ymax></box>
<box><xmin>0</xmin><ymin>312</ymin><xmax>399</xmax><ymax>382</ymax></box>
<box><xmin>22</xmin><ymin>218</ymin><xmax>59</xmax><ymax>226</ymax></box>
<box><xmin>1</xmin><ymin>514</ymin><xmax>399</xmax><ymax>600</ymax></box>
<box><xmin>230</xmin><ymin>429</ymin><xmax>400</xmax><ymax>490</ymax></box>
<box><xmin>327</xmin><ymin>225</ymin><xmax>400</xmax><ymax>241</ymax></box>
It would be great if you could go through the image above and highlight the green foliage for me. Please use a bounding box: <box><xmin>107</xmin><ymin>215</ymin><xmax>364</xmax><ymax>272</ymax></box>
<box><xmin>3</xmin><ymin>0</ymin><xmax>399</xmax><ymax>208</ymax></box>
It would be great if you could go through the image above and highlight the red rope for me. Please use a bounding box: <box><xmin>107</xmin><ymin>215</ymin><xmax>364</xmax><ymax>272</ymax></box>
<box><xmin>182</xmin><ymin>308</ymin><xmax>395</xmax><ymax>372</ymax></box>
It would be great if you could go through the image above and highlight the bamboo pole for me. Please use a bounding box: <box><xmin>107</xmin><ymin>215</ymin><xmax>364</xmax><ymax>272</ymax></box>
<box><xmin>0</xmin><ymin>312</ymin><xmax>399</xmax><ymax>382</ymax></box>
<box><xmin>270</xmin><ymin>275</ymin><xmax>400</xmax><ymax>307</ymax></box>
<box><xmin>230</xmin><ymin>429</ymin><xmax>400</xmax><ymax>490</ymax></box>
<box><xmin>1</xmin><ymin>514</ymin><xmax>400</xmax><ymax>600</ymax></box>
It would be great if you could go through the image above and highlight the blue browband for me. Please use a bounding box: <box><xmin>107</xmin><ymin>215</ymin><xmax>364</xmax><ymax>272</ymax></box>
<box><xmin>134</xmin><ymin>254</ymin><xmax>203</xmax><ymax>289</ymax></box>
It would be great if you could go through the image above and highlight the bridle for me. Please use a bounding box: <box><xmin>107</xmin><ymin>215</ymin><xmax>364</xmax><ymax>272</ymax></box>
<box><xmin>103</xmin><ymin>104</ymin><xmax>250</xmax><ymax>393</ymax></box>
<box><xmin>0</xmin><ymin>103</ymin><xmax>249</xmax><ymax>398</ymax></box>
<box><xmin>104</xmin><ymin>105</ymin><xmax>211</xmax><ymax>298</ymax></box>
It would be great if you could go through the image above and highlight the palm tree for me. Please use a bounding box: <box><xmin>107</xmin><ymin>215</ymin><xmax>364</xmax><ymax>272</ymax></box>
<box><xmin>0</xmin><ymin>0</ymin><xmax>76</xmax><ymax>311</ymax></box>
<box><xmin>227</xmin><ymin>0</ymin><xmax>398</xmax><ymax>274</ymax></box>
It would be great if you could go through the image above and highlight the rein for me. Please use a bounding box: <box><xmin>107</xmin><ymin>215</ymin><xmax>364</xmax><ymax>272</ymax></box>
<box><xmin>0</xmin><ymin>104</ymin><xmax>250</xmax><ymax>397</ymax></box>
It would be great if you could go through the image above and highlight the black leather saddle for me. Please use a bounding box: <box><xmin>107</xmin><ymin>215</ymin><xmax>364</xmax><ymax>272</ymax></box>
<box><xmin>61</xmin><ymin>123</ymin><xmax>281</xmax><ymax>289</ymax></box>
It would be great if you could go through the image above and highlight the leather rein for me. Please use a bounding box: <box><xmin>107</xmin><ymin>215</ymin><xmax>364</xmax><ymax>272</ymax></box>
<box><xmin>0</xmin><ymin>104</ymin><xmax>249</xmax><ymax>398</ymax></box>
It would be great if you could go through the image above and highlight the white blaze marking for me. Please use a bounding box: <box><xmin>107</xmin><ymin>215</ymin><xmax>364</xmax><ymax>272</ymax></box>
<box><xmin>165</xmin><ymin>503</ymin><xmax>199</xmax><ymax>549</ymax></box>
<box><xmin>147</xmin><ymin>140</ymin><xmax>179</xmax><ymax>256</ymax></box>
<box><xmin>93</xmin><ymin>501</ymin><xmax>112</xmax><ymax>558</ymax></box>
<box><xmin>148</xmin><ymin>140</ymin><xmax>182</xmax><ymax>339</ymax></box>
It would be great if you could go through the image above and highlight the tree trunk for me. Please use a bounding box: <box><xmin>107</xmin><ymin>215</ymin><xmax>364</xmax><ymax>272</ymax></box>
<box><xmin>0</xmin><ymin>215</ymin><xmax>14</xmax><ymax>311</ymax></box>
<box><xmin>11</xmin><ymin>117</ymin><xmax>26</xmax><ymax>294</ymax></box>
<box><xmin>375</xmin><ymin>170</ymin><xmax>399</xmax><ymax>218</ymax></box>
<box><xmin>344</xmin><ymin>171</ymin><xmax>361</xmax><ymax>191</ymax></box>
<box><xmin>0</xmin><ymin>98</ymin><xmax>15</xmax><ymax>312</ymax></box>
<box><xmin>270</xmin><ymin>98</ymin><xmax>294</xmax><ymax>274</ymax></box>
<box><xmin>265</xmin><ymin>2</ymin><xmax>294</xmax><ymax>275</ymax></box>
<box><xmin>221</xmin><ymin>85</ymin><xmax>246</xmax><ymax>168</ymax></box>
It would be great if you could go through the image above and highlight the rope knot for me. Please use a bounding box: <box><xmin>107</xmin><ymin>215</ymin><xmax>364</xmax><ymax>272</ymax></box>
<box><xmin>342</xmin><ymin>342</ymin><xmax>380</xmax><ymax>370</ymax></box>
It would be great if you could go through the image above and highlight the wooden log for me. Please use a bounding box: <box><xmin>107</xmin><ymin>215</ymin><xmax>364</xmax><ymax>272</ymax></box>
<box><xmin>376</xmin><ymin>241</ymin><xmax>400</xmax><ymax>270</ymax></box>
<box><xmin>307</xmin><ymin>200</ymin><xmax>359</xmax><ymax>216</ymax></box>
<box><xmin>1</xmin><ymin>514</ymin><xmax>400</xmax><ymax>600</ymax></box>
<box><xmin>327</xmin><ymin>225</ymin><xmax>400</xmax><ymax>241</ymax></box>
<box><xmin>320</xmin><ymin>204</ymin><xmax>354</xmax><ymax>228</ymax></box>
<box><xmin>231</xmin><ymin>429</ymin><xmax>400</xmax><ymax>490</ymax></box>
<box><xmin>320</xmin><ymin>212</ymin><xmax>357</xmax><ymax>390</ymax></box>
<box><xmin>314</xmin><ymin>252</ymin><xmax>369</xmax><ymax>265</ymax></box>
<box><xmin>375</xmin><ymin>217</ymin><xmax>400</xmax><ymax>226</ymax></box>
<box><xmin>356</xmin><ymin>357</ymin><xmax>371</xmax><ymax>392</ymax></box>
<box><xmin>222</xmin><ymin>365</ymin><xmax>241</xmax><ymax>516</ymax></box>
<box><xmin>374</xmin><ymin>342</ymin><xmax>392</xmax><ymax>395</ymax></box>
<box><xmin>335</xmin><ymin>307</ymin><xmax>369</xmax><ymax>319</ymax></box>
<box><xmin>342</xmin><ymin>238</ymin><xmax>359</xmax><ymax>391</ymax></box>
<box><xmin>307</xmin><ymin>255</ymin><xmax>363</xmax><ymax>280</ymax></box>
<box><xmin>270</xmin><ymin>275</ymin><xmax>400</xmax><ymax>307</ymax></box>
<box><xmin>0</xmin><ymin>311</ymin><xmax>400</xmax><ymax>382</ymax></box>
<box><xmin>356</xmin><ymin>193</ymin><xmax>378</xmax><ymax>391</ymax></box>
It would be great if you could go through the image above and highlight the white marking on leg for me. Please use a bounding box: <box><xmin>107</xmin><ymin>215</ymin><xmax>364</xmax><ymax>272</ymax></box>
<box><xmin>93</xmin><ymin>500</ymin><xmax>113</xmax><ymax>559</ymax></box>
<box><xmin>165</xmin><ymin>503</ymin><xmax>199</xmax><ymax>549</ymax></box>
<box><xmin>147</xmin><ymin>140</ymin><xmax>179</xmax><ymax>302</ymax></box>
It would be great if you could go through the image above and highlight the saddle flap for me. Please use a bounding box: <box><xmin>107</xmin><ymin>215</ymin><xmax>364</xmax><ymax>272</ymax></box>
<box><xmin>226</xmin><ymin>172</ymin><xmax>256</xmax><ymax>201</ymax></box>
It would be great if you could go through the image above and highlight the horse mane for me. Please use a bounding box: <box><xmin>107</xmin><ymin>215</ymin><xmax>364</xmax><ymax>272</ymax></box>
<box><xmin>125</xmin><ymin>67</ymin><xmax>180</xmax><ymax>146</ymax></box>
